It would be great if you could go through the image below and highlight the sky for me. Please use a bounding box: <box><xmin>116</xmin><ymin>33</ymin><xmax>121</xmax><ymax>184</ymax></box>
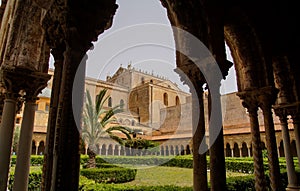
<box><xmin>49</xmin><ymin>0</ymin><xmax>237</xmax><ymax>94</ymax></box>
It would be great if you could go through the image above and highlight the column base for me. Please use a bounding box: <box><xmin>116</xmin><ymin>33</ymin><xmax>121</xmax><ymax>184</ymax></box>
<box><xmin>286</xmin><ymin>185</ymin><xmax>300</xmax><ymax>191</ymax></box>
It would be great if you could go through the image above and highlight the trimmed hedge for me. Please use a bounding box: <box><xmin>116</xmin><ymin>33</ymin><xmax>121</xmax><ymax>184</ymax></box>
<box><xmin>80</xmin><ymin>167</ymin><xmax>137</xmax><ymax>183</ymax></box>
<box><xmin>10</xmin><ymin>155</ymin><xmax>44</xmax><ymax>166</ymax></box>
<box><xmin>79</xmin><ymin>184</ymin><xmax>193</xmax><ymax>191</ymax></box>
<box><xmin>8</xmin><ymin>171</ymin><xmax>42</xmax><ymax>190</ymax></box>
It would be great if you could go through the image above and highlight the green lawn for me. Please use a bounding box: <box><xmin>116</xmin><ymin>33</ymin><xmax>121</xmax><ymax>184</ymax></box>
<box><xmin>10</xmin><ymin>165</ymin><xmax>248</xmax><ymax>187</ymax></box>
<box><xmin>122</xmin><ymin>166</ymin><xmax>248</xmax><ymax>187</ymax></box>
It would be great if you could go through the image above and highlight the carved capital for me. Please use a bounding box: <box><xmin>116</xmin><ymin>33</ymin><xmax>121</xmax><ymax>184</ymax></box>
<box><xmin>273</xmin><ymin>106</ymin><xmax>288</xmax><ymax>123</ymax></box>
<box><xmin>257</xmin><ymin>86</ymin><xmax>278</xmax><ymax>111</ymax></box>
<box><xmin>0</xmin><ymin>65</ymin><xmax>51</xmax><ymax>101</ymax></box>
<box><xmin>237</xmin><ymin>90</ymin><xmax>259</xmax><ymax>115</ymax></box>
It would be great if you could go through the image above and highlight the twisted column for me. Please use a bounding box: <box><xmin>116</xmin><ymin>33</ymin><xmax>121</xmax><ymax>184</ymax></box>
<box><xmin>238</xmin><ymin>92</ymin><xmax>266</xmax><ymax>191</ymax></box>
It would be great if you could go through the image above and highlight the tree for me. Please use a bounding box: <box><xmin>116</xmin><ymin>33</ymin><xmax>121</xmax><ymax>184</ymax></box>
<box><xmin>82</xmin><ymin>89</ymin><xmax>132</xmax><ymax>168</ymax></box>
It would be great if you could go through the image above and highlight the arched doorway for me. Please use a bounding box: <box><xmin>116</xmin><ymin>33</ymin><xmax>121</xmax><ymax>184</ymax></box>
<box><xmin>233</xmin><ymin>143</ymin><xmax>240</xmax><ymax>157</ymax></box>
<box><xmin>225</xmin><ymin>143</ymin><xmax>231</xmax><ymax>157</ymax></box>
<box><xmin>241</xmin><ymin>142</ymin><xmax>248</xmax><ymax>157</ymax></box>
<box><xmin>37</xmin><ymin>141</ymin><xmax>45</xmax><ymax>155</ymax></box>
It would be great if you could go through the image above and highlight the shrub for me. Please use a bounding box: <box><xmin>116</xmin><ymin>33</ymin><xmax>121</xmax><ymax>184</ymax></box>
<box><xmin>8</xmin><ymin>171</ymin><xmax>42</xmax><ymax>190</ymax></box>
<box><xmin>80</xmin><ymin>167</ymin><xmax>137</xmax><ymax>183</ymax></box>
<box><xmin>80</xmin><ymin>184</ymin><xmax>193</xmax><ymax>191</ymax></box>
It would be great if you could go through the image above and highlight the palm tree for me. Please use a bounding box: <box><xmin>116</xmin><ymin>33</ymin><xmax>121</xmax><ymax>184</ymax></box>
<box><xmin>81</xmin><ymin>89</ymin><xmax>132</xmax><ymax>168</ymax></box>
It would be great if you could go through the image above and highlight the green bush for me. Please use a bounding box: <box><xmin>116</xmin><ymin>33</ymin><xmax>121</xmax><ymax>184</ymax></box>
<box><xmin>80</xmin><ymin>167</ymin><xmax>137</xmax><ymax>183</ymax></box>
<box><xmin>80</xmin><ymin>184</ymin><xmax>193</xmax><ymax>191</ymax></box>
<box><xmin>10</xmin><ymin>155</ymin><xmax>44</xmax><ymax>166</ymax></box>
<box><xmin>8</xmin><ymin>171</ymin><xmax>42</xmax><ymax>190</ymax></box>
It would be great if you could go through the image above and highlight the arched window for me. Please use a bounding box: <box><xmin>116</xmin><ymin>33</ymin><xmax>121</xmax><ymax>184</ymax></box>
<box><xmin>120</xmin><ymin>99</ymin><xmax>124</xmax><ymax>109</ymax></box>
<box><xmin>175</xmin><ymin>96</ymin><xmax>180</xmax><ymax>105</ymax></box>
<box><xmin>108</xmin><ymin>97</ymin><xmax>112</xmax><ymax>107</ymax></box>
<box><xmin>163</xmin><ymin>93</ymin><xmax>168</xmax><ymax>106</ymax></box>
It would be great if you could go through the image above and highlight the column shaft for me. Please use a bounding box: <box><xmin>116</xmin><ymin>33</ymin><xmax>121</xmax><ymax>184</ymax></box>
<box><xmin>35</xmin><ymin>143</ymin><xmax>39</xmax><ymax>155</ymax></box>
<box><xmin>13</xmin><ymin>101</ymin><xmax>36</xmax><ymax>191</ymax></box>
<box><xmin>192</xmin><ymin>87</ymin><xmax>208</xmax><ymax>191</ymax></box>
<box><xmin>0</xmin><ymin>98</ymin><xmax>17</xmax><ymax>191</ymax></box>
<box><xmin>280</xmin><ymin>117</ymin><xmax>299</xmax><ymax>189</ymax></box>
<box><xmin>261</xmin><ymin>107</ymin><xmax>281</xmax><ymax>190</ymax></box>
<box><xmin>209</xmin><ymin>91</ymin><xmax>226</xmax><ymax>191</ymax></box>
<box><xmin>42</xmin><ymin>52</ymin><xmax>63</xmax><ymax>191</ymax></box>
<box><xmin>249</xmin><ymin>108</ymin><xmax>266</xmax><ymax>191</ymax></box>
<box><xmin>292</xmin><ymin>115</ymin><xmax>300</xmax><ymax>168</ymax></box>
<box><xmin>51</xmin><ymin>45</ymin><xmax>86</xmax><ymax>190</ymax></box>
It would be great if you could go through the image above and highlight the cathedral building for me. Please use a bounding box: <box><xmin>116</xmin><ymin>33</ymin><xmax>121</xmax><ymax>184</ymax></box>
<box><xmin>17</xmin><ymin>65</ymin><xmax>296</xmax><ymax>158</ymax></box>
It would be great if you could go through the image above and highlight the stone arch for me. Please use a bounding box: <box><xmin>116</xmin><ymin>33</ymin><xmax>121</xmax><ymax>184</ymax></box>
<box><xmin>101</xmin><ymin>144</ymin><xmax>107</xmax><ymax>156</ymax></box>
<box><xmin>120</xmin><ymin>146</ymin><xmax>125</xmax><ymax>156</ymax></box>
<box><xmin>165</xmin><ymin>145</ymin><xmax>169</xmax><ymax>156</ymax></box>
<box><xmin>175</xmin><ymin>145</ymin><xmax>179</xmax><ymax>155</ymax></box>
<box><xmin>38</xmin><ymin>141</ymin><xmax>45</xmax><ymax>155</ymax></box>
<box><xmin>31</xmin><ymin>140</ymin><xmax>36</xmax><ymax>155</ymax></box>
<box><xmin>108</xmin><ymin>144</ymin><xmax>113</xmax><ymax>155</ymax></box>
<box><xmin>224</xmin><ymin>9</ymin><xmax>272</xmax><ymax>91</ymax></box>
<box><xmin>120</xmin><ymin>99</ymin><xmax>124</xmax><ymax>109</ymax></box>
<box><xmin>225</xmin><ymin>143</ymin><xmax>231</xmax><ymax>157</ymax></box>
<box><xmin>233</xmin><ymin>142</ymin><xmax>240</xmax><ymax>157</ymax></box>
<box><xmin>170</xmin><ymin>145</ymin><xmax>175</xmax><ymax>155</ymax></box>
<box><xmin>279</xmin><ymin>140</ymin><xmax>284</xmax><ymax>157</ymax></box>
<box><xmin>163</xmin><ymin>93</ymin><xmax>168</xmax><ymax>106</ymax></box>
<box><xmin>108</xmin><ymin>97</ymin><xmax>112</xmax><ymax>107</ymax></box>
<box><xmin>180</xmin><ymin>145</ymin><xmax>185</xmax><ymax>155</ymax></box>
<box><xmin>160</xmin><ymin>145</ymin><xmax>165</xmax><ymax>156</ymax></box>
<box><xmin>186</xmin><ymin>145</ymin><xmax>191</xmax><ymax>155</ymax></box>
<box><xmin>175</xmin><ymin>96</ymin><xmax>180</xmax><ymax>105</ymax></box>
<box><xmin>114</xmin><ymin>145</ymin><xmax>119</xmax><ymax>156</ymax></box>
<box><xmin>241</xmin><ymin>142</ymin><xmax>248</xmax><ymax>157</ymax></box>
<box><xmin>124</xmin><ymin>119</ymin><xmax>130</xmax><ymax>125</ymax></box>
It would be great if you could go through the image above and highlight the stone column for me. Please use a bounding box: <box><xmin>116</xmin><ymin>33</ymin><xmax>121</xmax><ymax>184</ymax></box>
<box><xmin>12</xmin><ymin>71</ymin><xmax>50</xmax><ymax>191</ymax></box>
<box><xmin>275</xmin><ymin>108</ymin><xmax>299</xmax><ymax>191</ymax></box>
<box><xmin>84</xmin><ymin>145</ymin><xmax>88</xmax><ymax>155</ymax></box>
<box><xmin>0</xmin><ymin>93</ymin><xmax>19</xmax><ymax>191</ymax></box>
<box><xmin>259</xmin><ymin>89</ymin><xmax>281</xmax><ymax>191</ymax></box>
<box><xmin>98</xmin><ymin>145</ymin><xmax>101</xmax><ymax>155</ymax></box>
<box><xmin>13</xmin><ymin>98</ymin><xmax>38</xmax><ymax>191</ymax></box>
<box><xmin>50</xmin><ymin>42</ymin><xmax>87</xmax><ymax>190</ymax></box>
<box><xmin>238</xmin><ymin>92</ymin><xmax>266</xmax><ymax>191</ymax></box>
<box><xmin>291</xmin><ymin>113</ymin><xmax>300</xmax><ymax>167</ymax></box>
<box><xmin>239</xmin><ymin>147</ymin><xmax>243</xmax><ymax>157</ymax></box>
<box><xmin>231</xmin><ymin>149</ymin><xmax>234</xmax><ymax>157</ymax></box>
<box><xmin>190</xmin><ymin>80</ymin><xmax>208</xmax><ymax>191</ymax></box>
<box><xmin>248</xmin><ymin>147</ymin><xmax>252</xmax><ymax>157</ymax></box>
<box><xmin>208</xmin><ymin>89</ymin><xmax>226</xmax><ymax>191</ymax></box>
<box><xmin>42</xmin><ymin>47</ymin><xmax>64</xmax><ymax>191</ymax></box>
<box><xmin>35</xmin><ymin>142</ymin><xmax>40</xmax><ymax>155</ymax></box>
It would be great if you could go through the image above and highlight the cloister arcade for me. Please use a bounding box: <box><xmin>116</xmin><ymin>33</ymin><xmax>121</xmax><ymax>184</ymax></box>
<box><xmin>0</xmin><ymin>0</ymin><xmax>299</xmax><ymax>191</ymax></box>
